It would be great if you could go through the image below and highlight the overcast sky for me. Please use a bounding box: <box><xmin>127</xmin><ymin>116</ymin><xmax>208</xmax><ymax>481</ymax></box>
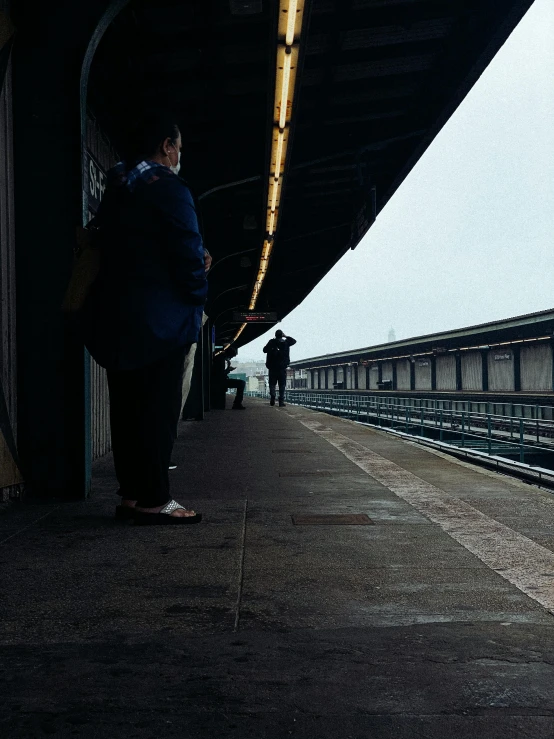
<box><xmin>238</xmin><ymin>0</ymin><xmax>554</xmax><ymax>363</ymax></box>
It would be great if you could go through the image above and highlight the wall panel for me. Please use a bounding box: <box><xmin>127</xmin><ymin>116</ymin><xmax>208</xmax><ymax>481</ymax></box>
<box><xmin>85</xmin><ymin>116</ymin><xmax>117</xmax><ymax>460</ymax></box>
<box><xmin>345</xmin><ymin>366</ymin><xmax>352</xmax><ymax>389</ymax></box>
<box><xmin>436</xmin><ymin>355</ymin><xmax>456</xmax><ymax>391</ymax></box>
<box><xmin>488</xmin><ymin>350</ymin><xmax>515</xmax><ymax>391</ymax></box>
<box><xmin>461</xmin><ymin>352</ymin><xmax>482</xmax><ymax>391</ymax></box>
<box><xmin>0</xmin><ymin>48</ymin><xmax>21</xmax><ymax>498</ymax></box>
<box><xmin>396</xmin><ymin>359</ymin><xmax>411</xmax><ymax>390</ymax></box>
<box><xmin>368</xmin><ymin>365</ymin><xmax>379</xmax><ymax>389</ymax></box>
<box><xmin>521</xmin><ymin>344</ymin><xmax>552</xmax><ymax>392</ymax></box>
<box><xmin>415</xmin><ymin>359</ymin><xmax>432</xmax><ymax>390</ymax></box>
<box><xmin>382</xmin><ymin>361</ymin><xmax>393</xmax><ymax>383</ymax></box>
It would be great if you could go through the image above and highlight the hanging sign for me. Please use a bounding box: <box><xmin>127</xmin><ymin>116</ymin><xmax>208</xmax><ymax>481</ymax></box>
<box><xmin>232</xmin><ymin>311</ymin><xmax>278</xmax><ymax>323</ymax></box>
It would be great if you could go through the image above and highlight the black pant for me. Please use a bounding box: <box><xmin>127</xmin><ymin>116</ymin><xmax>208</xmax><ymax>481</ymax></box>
<box><xmin>107</xmin><ymin>345</ymin><xmax>189</xmax><ymax>508</ymax></box>
<box><xmin>268</xmin><ymin>368</ymin><xmax>287</xmax><ymax>401</ymax></box>
<box><xmin>226</xmin><ymin>378</ymin><xmax>245</xmax><ymax>406</ymax></box>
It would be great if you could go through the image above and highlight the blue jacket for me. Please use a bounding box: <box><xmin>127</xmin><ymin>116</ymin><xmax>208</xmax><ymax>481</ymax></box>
<box><xmin>83</xmin><ymin>162</ymin><xmax>207</xmax><ymax>371</ymax></box>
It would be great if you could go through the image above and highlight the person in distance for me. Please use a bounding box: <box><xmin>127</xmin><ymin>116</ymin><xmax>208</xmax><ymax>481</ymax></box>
<box><xmin>212</xmin><ymin>347</ymin><xmax>246</xmax><ymax>410</ymax></box>
<box><xmin>263</xmin><ymin>329</ymin><xmax>296</xmax><ymax>407</ymax></box>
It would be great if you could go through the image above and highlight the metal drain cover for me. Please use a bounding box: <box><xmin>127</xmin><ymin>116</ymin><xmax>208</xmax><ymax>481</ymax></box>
<box><xmin>292</xmin><ymin>514</ymin><xmax>374</xmax><ymax>525</ymax></box>
<box><xmin>272</xmin><ymin>449</ymin><xmax>312</xmax><ymax>453</ymax></box>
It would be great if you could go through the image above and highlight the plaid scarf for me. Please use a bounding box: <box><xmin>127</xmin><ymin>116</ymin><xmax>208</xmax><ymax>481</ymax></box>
<box><xmin>108</xmin><ymin>160</ymin><xmax>171</xmax><ymax>192</ymax></box>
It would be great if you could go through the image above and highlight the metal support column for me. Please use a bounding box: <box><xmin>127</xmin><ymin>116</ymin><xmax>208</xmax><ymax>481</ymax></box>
<box><xmin>455</xmin><ymin>353</ymin><xmax>462</xmax><ymax>391</ymax></box>
<box><xmin>11</xmin><ymin>0</ymin><xmax>126</xmax><ymax>498</ymax></box>
<box><xmin>481</xmin><ymin>351</ymin><xmax>489</xmax><ymax>392</ymax></box>
<box><xmin>513</xmin><ymin>345</ymin><xmax>521</xmax><ymax>392</ymax></box>
<box><xmin>550</xmin><ymin>340</ymin><xmax>554</xmax><ymax>392</ymax></box>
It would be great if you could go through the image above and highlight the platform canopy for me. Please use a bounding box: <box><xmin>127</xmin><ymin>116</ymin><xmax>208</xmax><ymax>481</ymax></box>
<box><xmin>87</xmin><ymin>0</ymin><xmax>536</xmax><ymax>349</ymax></box>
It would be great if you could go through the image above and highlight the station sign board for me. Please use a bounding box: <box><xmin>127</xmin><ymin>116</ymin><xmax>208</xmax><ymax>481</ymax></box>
<box><xmin>232</xmin><ymin>311</ymin><xmax>278</xmax><ymax>323</ymax></box>
<box><xmin>84</xmin><ymin>151</ymin><xmax>107</xmax><ymax>215</ymax></box>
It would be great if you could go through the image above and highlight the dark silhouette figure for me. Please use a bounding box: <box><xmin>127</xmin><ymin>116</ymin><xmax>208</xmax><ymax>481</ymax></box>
<box><xmin>83</xmin><ymin>113</ymin><xmax>206</xmax><ymax>524</ymax></box>
<box><xmin>263</xmin><ymin>330</ymin><xmax>296</xmax><ymax>407</ymax></box>
<box><xmin>212</xmin><ymin>348</ymin><xmax>246</xmax><ymax>410</ymax></box>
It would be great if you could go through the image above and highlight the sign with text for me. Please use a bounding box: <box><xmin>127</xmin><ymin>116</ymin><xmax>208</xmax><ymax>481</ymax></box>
<box><xmin>85</xmin><ymin>151</ymin><xmax>107</xmax><ymax>214</ymax></box>
<box><xmin>232</xmin><ymin>311</ymin><xmax>278</xmax><ymax>323</ymax></box>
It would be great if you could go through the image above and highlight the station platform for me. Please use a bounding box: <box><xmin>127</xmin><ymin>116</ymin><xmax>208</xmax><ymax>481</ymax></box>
<box><xmin>2</xmin><ymin>397</ymin><xmax>554</xmax><ymax>737</ymax></box>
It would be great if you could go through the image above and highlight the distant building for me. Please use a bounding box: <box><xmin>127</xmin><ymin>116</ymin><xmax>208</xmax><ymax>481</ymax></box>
<box><xmin>233</xmin><ymin>360</ymin><xmax>268</xmax><ymax>378</ymax></box>
<box><xmin>287</xmin><ymin>368</ymin><xmax>308</xmax><ymax>389</ymax></box>
<box><xmin>388</xmin><ymin>328</ymin><xmax>396</xmax><ymax>342</ymax></box>
<box><xmin>247</xmin><ymin>375</ymin><xmax>268</xmax><ymax>392</ymax></box>
<box><xmin>235</xmin><ymin>359</ymin><xmax>306</xmax><ymax>391</ymax></box>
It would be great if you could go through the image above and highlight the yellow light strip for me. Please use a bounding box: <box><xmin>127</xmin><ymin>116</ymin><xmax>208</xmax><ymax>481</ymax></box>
<box><xmin>279</xmin><ymin>50</ymin><xmax>292</xmax><ymax>129</ymax></box>
<box><xmin>274</xmin><ymin>46</ymin><xmax>299</xmax><ymax>131</ymax></box>
<box><xmin>279</xmin><ymin>0</ymin><xmax>302</xmax><ymax>45</ymax></box>
<box><xmin>273</xmin><ymin>131</ymin><xmax>285</xmax><ymax>175</ymax></box>
<box><xmin>267</xmin><ymin>210</ymin><xmax>276</xmax><ymax>235</ymax></box>
<box><xmin>228</xmin><ymin>0</ymin><xmax>305</xmax><ymax>347</ymax></box>
<box><xmin>285</xmin><ymin>0</ymin><xmax>299</xmax><ymax>45</ymax></box>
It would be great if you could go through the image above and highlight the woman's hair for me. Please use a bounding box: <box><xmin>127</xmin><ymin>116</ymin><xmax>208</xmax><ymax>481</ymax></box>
<box><xmin>126</xmin><ymin>111</ymin><xmax>180</xmax><ymax>162</ymax></box>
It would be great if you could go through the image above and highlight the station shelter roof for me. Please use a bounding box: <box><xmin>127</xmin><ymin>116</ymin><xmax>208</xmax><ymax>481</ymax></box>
<box><xmin>86</xmin><ymin>0</ymin><xmax>536</xmax><ymax>349</ymax></box>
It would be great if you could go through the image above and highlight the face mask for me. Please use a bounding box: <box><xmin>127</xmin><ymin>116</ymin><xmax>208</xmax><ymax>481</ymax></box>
<box><xmin>170</xmin><ymin>150</ymin><xmax>181</xmax><ymax>176</ymax></box>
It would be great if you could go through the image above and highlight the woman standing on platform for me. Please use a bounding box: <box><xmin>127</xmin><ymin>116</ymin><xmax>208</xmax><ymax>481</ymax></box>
<box><xmin>82</xmin><ymin>113</ymin><xmax>207</xmax><ymax>524</ymax></box>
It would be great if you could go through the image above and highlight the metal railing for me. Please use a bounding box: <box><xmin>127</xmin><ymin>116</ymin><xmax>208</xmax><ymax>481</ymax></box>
<box><xmin>246</xmin><ymin>389</ymin><xmax>554</xmax><ymax>468</ymax></box>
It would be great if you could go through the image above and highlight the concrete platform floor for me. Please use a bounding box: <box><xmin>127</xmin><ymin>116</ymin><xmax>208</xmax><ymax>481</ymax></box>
<box><xmin>2</xmin><ymin>397</ymin><xmax>554</xmax><ymax>737</ymax></box>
